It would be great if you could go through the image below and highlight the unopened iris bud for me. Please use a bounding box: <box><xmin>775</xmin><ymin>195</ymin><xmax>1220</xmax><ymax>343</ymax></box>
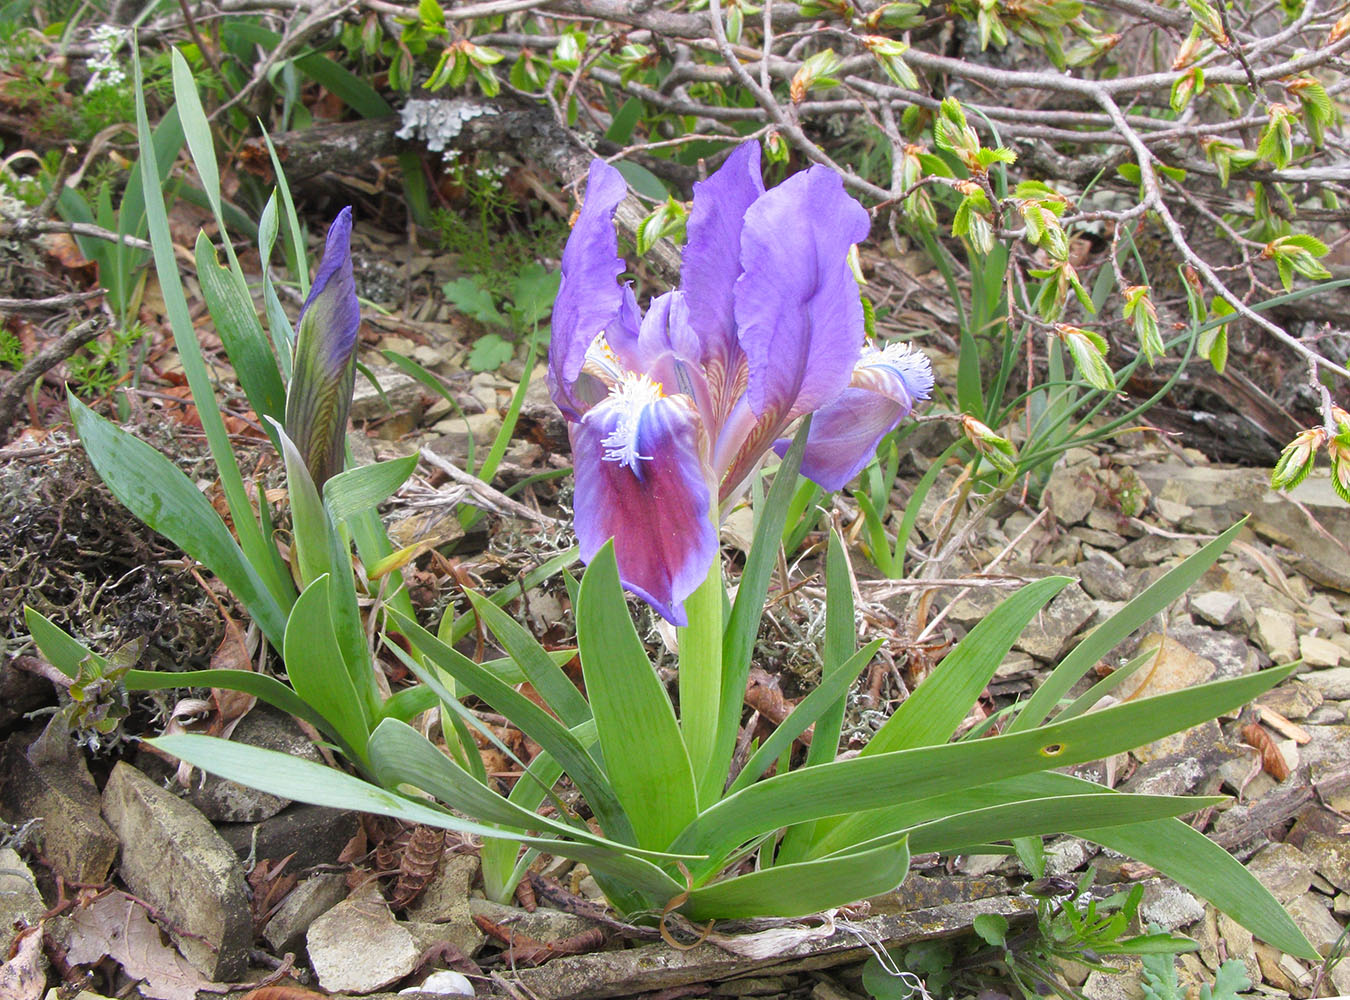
<box><xmin>284</xmin><ymin>207</ymin><xmax>360</xmax><ymax>492</ymax></box>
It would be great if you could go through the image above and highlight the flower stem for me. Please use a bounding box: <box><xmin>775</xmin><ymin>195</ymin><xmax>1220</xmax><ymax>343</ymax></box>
<box><xmin>678</xmin><ymin>558</ymin><xmax>725</xmax><ymax>809</ymax></box>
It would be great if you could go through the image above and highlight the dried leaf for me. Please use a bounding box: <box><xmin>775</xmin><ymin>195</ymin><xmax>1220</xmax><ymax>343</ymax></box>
<box><xmin>472</xmin><ymin>914</ymin><xmax>604</xmax><ymax>966</ymax></box>
<box><xmin>65</xmin><ymin>893</ymin><xmax>217</xmax><ymax>1000</ymax></box>
<box><xmin>209</xmin><ymin>617</ymin><xmax>257</xmax><ymax>729</ymax></box>
<box><xmin>0</xmin><ymin>924</ymin><xmax>46</xmax><ymax>1000</ymax></box>
<box><xmin>1241</xmin><ymin>723</ymin><xmax>1291</xmax><ymax>781</ymax></box>
<box><xmin>248</xmin><ymin>854</ymin><xmax>299</xmax><ymax>931</ymax></box>
<box><xmin>40</xmin><ymin>232</ymin><xmax>98</xmax><ymax>283</ymax></box>
<box><xmin>390</xmin><ymin>825</ymin><xmax>446</xmax><ymax>910</ymax></box>
<box><xmin>744</xmin><ymin>668</ymin><xmax>795</xmax><ymax>727</ymax></box>
<box><xmin>239</xmin><ymin>989</ymin><xmax>327</xmax><ymax>1000</ymax></box>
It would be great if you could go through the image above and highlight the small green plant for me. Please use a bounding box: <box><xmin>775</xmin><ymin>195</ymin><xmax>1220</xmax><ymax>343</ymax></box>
<box><xmin>1142</xmin><ymin>950</ymin><xmax>1251</xmax><ymax>1000</ymax></box>
<box><xmin>863</xmin><ymin>880</ymin><xmax>1203</xmax><ymax>999</ymax></box>
<box><xmin>64</xmin><ymin>321</ymin><xmax>148</xmax><ymax>399</ymax></box>
<box><xmin>0</xmin><ymin>325</ymin><xmax>24</xmax><ymax>370</ymax></box>
<box><xmin>442</xmin><ymin>260</ymin><xmax>560</xmax><ymax>372</ymax></box>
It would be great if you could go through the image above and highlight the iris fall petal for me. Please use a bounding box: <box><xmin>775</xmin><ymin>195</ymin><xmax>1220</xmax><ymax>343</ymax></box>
<box><xmin>569</xmin><ymin>382</ymin><xmax>716</xmax><ymax>626</ymax></box>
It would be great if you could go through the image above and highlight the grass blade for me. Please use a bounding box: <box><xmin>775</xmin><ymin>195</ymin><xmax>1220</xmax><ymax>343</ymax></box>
<box><xmin>1009</xmin><ymin>520</ymin><xmax>1246</xmax><ymax>733</ymax></box>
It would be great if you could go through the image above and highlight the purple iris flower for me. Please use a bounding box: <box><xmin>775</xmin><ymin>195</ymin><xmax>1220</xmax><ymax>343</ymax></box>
<box><xmin>549</xmin><ymin>145</ymin><xmax>933</xmax><ymax>624</ymax></box>
<box><xmin>284</xmin><ymin>207</ymin><xmax>361</xmax><ymax>492</ymax></box>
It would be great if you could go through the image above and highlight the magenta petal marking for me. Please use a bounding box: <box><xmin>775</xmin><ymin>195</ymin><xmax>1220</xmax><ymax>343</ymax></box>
<box><xmin>735</xmin><ymin>166</ymin><xmax>872</xmax><ymax>425</ymax></box>
<box><xmin>549</xmin><ymin>160</ymin><xmax>633</xmax><ymax>420</ymax></box>
<box><xmin>570</xmin><ymin>385</ymin><xmax>715</xmax><ymax>625</ymax></box>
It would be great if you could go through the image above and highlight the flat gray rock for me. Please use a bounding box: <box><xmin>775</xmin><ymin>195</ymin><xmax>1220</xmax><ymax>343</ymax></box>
<box><xmin>1138</xmin><ymin>883</ymin><xmax>1204</xmax><ymax>931</ymax></box>
<box><xmin>217</xmin><ymin>801</ymin><xmax>360</xmax><ymax>874</ymax></box>
<box><xmin>1251</xmin><ymin>474</ymin><xmax>1350</xmax><ymax>593</ymax></box>
<box><xmin>1256</xmin><ymin>680</ymin><xmax>1324</xmax><ymax>720</ymax></box>
<box><xmin>0</xmin><ymin>728</ymin><xmax>118</xmax><ymax>885</ymax></box>
<box><xmin>1045</xmin><ymin>464</ymin><xmax>1098</xmax><ymax>526</ymax></box>
<box><xmin>1244</xmin><ymin>842</ymin><xmax>1313</xmax><ymax>905</ymax></box>
<box><xmin>1188</xmin><ymin>590</ymin><xmax>1243</xmax><ymax>627</ymax></box>
<box><xmin>264</xmin><ymin>871</ymin><xmax>350</xmax><ymax>955</ymax></box>
<box><xmin>1013</xmin><ymin>582</ymin><xmax>1096</xmax><ymax>661</ymax></box>
<box><xmin>1302</xmin><ymin>666</ymin><xmax>1350</xmax><ymax>700</ymax></box>
<box><xmin>1166</xmin><ymin>623</ymin><xmax>1257</xmax><ymax>680</ymax></box>
<box><xmin>101</xmin><ymin>762</ymin><xmax>251</xmax><ymax>980</ymax></box>
<box><xmin>1298</xmin><ymin>831</ymin><xmax>1350</xmax><ymax>894</ymax></box>
<box><xmin>308</xmin><ymin>885</ymin><xmax>419</xmax><ymax>993</ymax></box>
<box><xmin>0</xmin><ymin>847</ymin><xmax>45</xmax><ymax>956</ymax></box>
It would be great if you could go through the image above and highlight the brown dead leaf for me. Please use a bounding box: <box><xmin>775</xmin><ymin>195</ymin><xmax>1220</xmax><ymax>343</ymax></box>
<box><xmin>39</xmin><ymin>232</ymin><xmax>98</xmax><ymax>284</ymax></box>
<box><xmin>1241</xmin><ymin>722</ymin><xmax>1291</xmax><ymax>781</ymax></box>
<box><xmin>240</xmin><ymin>989</ymin><xmax>328</xmax><ymax>1000</ymax></box>
<box><xmin>65</xmin><ymin>892</ymin><xmax>216</xmax><ymax>1000</ymax></box>
<box><xmin>390</xmin><ymin>825</ymin><xmax>446</xmax><ymax>910</ymax></box>
<box><xmin>248</xmin><ymin>855</ymin><xmax>299</xmax><ymax>932</ymax></box>
<box><xmin>744</xmin><ymin>668</ymin><xmax>795</xmax><ymax>728</ymax></box>
<box><xmin>209</xmin><ymin>617</ymin><xmax>257</xmax><ymax>730</ymax></box>
<box><xmin>0</xmin><ymin>924</ymin><xmax>46</xmax><ymax>1000</ymax></box>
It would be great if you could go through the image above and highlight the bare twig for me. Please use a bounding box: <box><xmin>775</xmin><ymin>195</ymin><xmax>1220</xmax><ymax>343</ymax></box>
<box><xmin>0</xmin><ymin>318</ymin><xmax>105</xmax><ymax>443</ymax></box>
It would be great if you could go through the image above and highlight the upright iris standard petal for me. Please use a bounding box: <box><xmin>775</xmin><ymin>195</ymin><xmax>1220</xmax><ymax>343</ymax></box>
<box><xmin>680</xmin><ymin>143</ymin><xmax>764</xmax><ymax>416</ymax></box>
<box><xmin>735</xmin><ymin>166</ymin><xmax>872</xmax><ymax>425</ymax></box>
<box><xmin>570</xmin><ymin>377</ymin><xmax>716</xmax><ymax>626</ymax></box>
<box><xmin>549</xmin><ymin>160</ymin><xmax>635</xmax><ymax>420</ymax></box>
<box><xmin>778</xmin><ymin>343</ymin><xmax>936</xmax><ymax>491</ymax></box>
<box><xmin>284</xmin><ymin>207</ymin><xmax>360</xmax><ymax>491</ymax></box>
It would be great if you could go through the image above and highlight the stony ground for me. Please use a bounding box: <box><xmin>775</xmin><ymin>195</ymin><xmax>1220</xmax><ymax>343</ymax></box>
<box><xmin>1</xmin><ymin>223</ymin><xmax>1348</xmax><ymax>1000</ymax></box>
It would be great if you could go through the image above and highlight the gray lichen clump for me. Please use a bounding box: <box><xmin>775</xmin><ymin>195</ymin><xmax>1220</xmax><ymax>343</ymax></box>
<box><xmin>396</xmin><ymin>99</ymin><xmax>498</xmax><ymax>157</ymax></box>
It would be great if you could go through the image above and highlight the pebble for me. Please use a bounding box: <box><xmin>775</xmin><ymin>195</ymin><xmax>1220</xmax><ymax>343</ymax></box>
<box><xmin>1302</xmin><ymin>666</ymin><xmax>1350</xmax><ymax>700</ymax></box>
<box><xmin>1254</xmin><ymin>608</ymin><xmax>1299</xmax><ymax>663</ymax></box>
<box><xmin>308</xmin><ymin>884</ymin><xmax>419</xmax><ymax>993</ymax></box>
<box><xmin>1138</xmin><ymin>883</ymin><xmax>1205</xmax><ymax>931</ymax></box>
<box><xmin>263</xmin><ymin>872</ymin><xmax>349</xmax><ymax>955</ymax></box>
<box><xmin>401</xmin><ymin>970</ymin><xmax>475</xmax><ymax>996</ymax></box>
<box><xmin>1188</xmin><ymin>590</ymin><xmax>1244</xmax><ymax>627</ymax></box>
<box><xmin>1299</xmin><ymin>635</ymin><xmax>1345</xmax><ymax>667</ymax></box>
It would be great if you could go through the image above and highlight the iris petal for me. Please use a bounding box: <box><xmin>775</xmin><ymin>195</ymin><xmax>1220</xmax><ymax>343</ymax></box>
<box><xmin>775</xmin><ymin>343</ymin><xmax>935</xmax><ymax>491</ymax></box>
<box><xmin>285</xmin><ymin>207</ymin><xmax>360</xmax><ymax>490</ymax></box>
<box><xmin>681</xmin><ymin>142</ymin><xmax>764</xmax><ymax>415</ymax></box>
<box><xmin>734</xmin><ymin>166</ymin><xmax>872</xmax><ymax>425</ymax></box>
<box><xmin>571</xmin><ymin>382</ymin><xmax>715</xmax><ymax>626</ymax></box>
<box><xmin>549</xmin><ymin>160</ymin><xmax>634</xmax><ymax>420</ymax></box>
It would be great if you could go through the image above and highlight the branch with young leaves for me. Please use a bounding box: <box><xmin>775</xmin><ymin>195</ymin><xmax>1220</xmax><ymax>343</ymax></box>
<box><xmin>132</xmin><ymin>0</ymin><xmax>1350</xmax><ymax>481</ymax></box>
